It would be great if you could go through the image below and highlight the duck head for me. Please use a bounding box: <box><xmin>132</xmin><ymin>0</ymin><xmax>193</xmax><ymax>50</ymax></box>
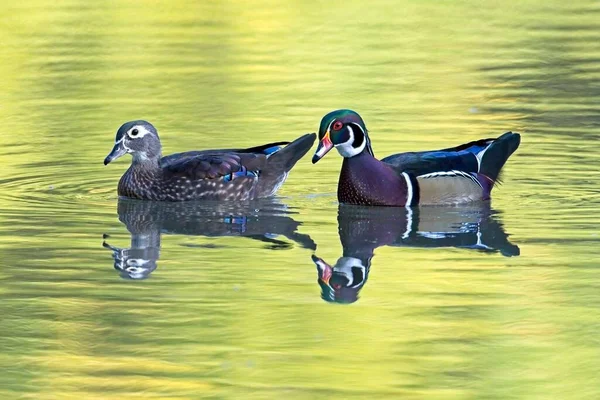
<box><xmin>311</xmin><ymin>254</ymin><xmax>370</xmax><ymax>304</ymax></box>
<box><xmin>102</xmin><ymin>238</ymin><xmax>159</xmax><ymax>280</ymax></box>
<box><xmin>312</xmin><ymin>109</ymin><xmax>374</xmax><ymax>163</ymax></box>
<box><xmin>104</xmin><ymin>120</ymin><xmax>162</xmax><ymax>165</ymax></box>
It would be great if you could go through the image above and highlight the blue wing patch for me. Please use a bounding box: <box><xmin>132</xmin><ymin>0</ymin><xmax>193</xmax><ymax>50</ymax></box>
<box><xmin>262</xmin><ymin>145</ymin><xmax>282</xmax><ymax>155</ymax></box>
<box><xmin>222</xmin><ymin>166</ymin><xmax>259</xmax><ymax>182</ymax></box>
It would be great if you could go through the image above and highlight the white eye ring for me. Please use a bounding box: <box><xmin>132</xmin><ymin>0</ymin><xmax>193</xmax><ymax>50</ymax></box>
<box><xmin>127</xmin><ymin>125</ymin><xmax>150</xmax><ymax>139</ymax></box>
<box><xmin>127</xmin><ymin>258</ymin><xmax>149</xmax><ymax>267</ymax></box>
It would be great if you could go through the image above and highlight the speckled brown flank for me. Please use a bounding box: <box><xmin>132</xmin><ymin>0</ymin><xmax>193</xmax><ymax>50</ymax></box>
<box><xmin>107</xmin><ymin>121</ymin><xmax>316</xmax><ymax>201</ymax></box>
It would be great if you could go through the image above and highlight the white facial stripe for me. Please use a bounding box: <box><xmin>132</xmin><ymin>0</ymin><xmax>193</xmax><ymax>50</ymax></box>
<box><xmin>335</xmin><ymin>125</ymin><xmax>365</xmax><ymax>158</ymax></box>
<box><xmin>127</xmin><ymin>125</ymin><xmax>152</xmax><ymax>139</ymax></box>
<box><xmin>335</xmin><ymin>257</ymin><xmax>366</xmax><ymax>288</ymax></box>
<box><xmin>352</xmin><ymin>123</ymin><xmax>365</xmax><ymax>134</ymax></box>
<box><xmin>346</xmin><ymin>125</ymin><xmax>354</xmax><ymax>139</ymax></box>
<box><xmin>336</xmin><ymin>257</ymin><xmax>365</xmax><ymax>269</ymax></box>
<box><xmin>327</xmin><ymin>120</ymin><xmax>334</xmax><ymax>133</ymax></box>
<box><xmin>122</xmin><ymin>140</ymin><xmax>132</xmax><ymax>153</ymax></box>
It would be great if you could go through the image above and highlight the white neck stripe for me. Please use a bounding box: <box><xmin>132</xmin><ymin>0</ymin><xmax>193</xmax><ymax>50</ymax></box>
<box><xmin>402</xmin><ymin>172</ymin><xmax>413</xmax><ymax>207</ymax></box>
<box><xmin>402</xmin><ymin>206</ymin><xmax>413</xmax><ymax>239</ymax></box>
<box><xmin>335</xmin><ymin>125</ymin><xmax>365</xmax><ymax>158</ymax></box>
<box><xmin>352</xmin><ymin>123</ymin><xmax>365</xmax><ymax>134</ymax></box>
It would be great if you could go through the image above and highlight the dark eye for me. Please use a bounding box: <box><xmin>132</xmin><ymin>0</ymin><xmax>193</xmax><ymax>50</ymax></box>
<box><xmin>332</xmin><ymin>121</ymin><xmax>343</xmax><ymax>131</ymax></box>
<box><xmin>131</xmin><ymin>128</ymin><xmax>139</xmax><ymax>136</ymax></box>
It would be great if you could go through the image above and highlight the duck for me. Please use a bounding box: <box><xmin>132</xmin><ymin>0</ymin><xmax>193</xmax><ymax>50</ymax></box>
<box><xmin>104</xmin><ymin>120</ymin><xmax>316</xmax><ymax>201</ymax></box>
<box><xmin>311</xmin><ymin>109</ymin><xmax>520</xmax><ymax>207</ymax></box>
<box><xmin>103</xmin><ymin>197</ymin><xmax>316</xmax><ymax>279</ymax></box>
<box><xmin>311</xmin><ymin>203</ymin><xmax>519</xmax><ymax>303</ymax></box>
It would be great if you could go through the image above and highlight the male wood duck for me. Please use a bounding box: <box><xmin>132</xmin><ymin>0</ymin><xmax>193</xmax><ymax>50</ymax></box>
<box><xmin>312</xmin><ymin>110</ymin><xmax>521</xmax><ymax>206</ymax></box>
<box><xmin>104</xmin><ymin>120</ymin><xmax>316</xmax><ymax>201</ymax></box>
<box><xmin>311</xmin><ymin>204</ymin><xmax>519</xmax><ymax>303</ymax></box>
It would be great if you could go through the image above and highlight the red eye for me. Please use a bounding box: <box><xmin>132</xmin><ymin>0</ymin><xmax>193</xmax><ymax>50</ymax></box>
<box><xmin>332</xmin><ymin>121</ymin><xmax>343</xmax><ymax>131</ymax></box>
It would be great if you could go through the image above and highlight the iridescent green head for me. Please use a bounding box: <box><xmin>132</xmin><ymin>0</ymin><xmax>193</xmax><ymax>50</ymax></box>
<box><xmin>312</xmin><ymin>109</ymin><xmax>374</xmax><ymax>163</ymax></box>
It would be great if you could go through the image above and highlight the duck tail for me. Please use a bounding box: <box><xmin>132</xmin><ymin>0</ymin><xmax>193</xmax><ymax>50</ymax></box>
<box><xmin>253</xmin><ymin>133</ymin><xmax>316</xmax><ymax>198</ymax></box>
<box><xmin>479</xmin><ymin>132</ymin><xmax>521</xmax><ymax>183</ymax></box>
<box><xmin>241</xmin><ymin>141</ymin><xmax>291</xmax><ymax>155</ymax></box>
<box><xmin>266</xmin><ymin>133</ymin><xmax>316</xmax><ymax>173</ymax></box>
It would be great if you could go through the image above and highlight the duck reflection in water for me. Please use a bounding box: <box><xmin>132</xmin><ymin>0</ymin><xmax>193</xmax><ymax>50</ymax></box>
<box><xmin>312</xmin><ymin>204</ymin><xmax>520</xmax><ymax>304</ymax></box>
<box><xmin>103</xmin><ymin>198</ymin><xmax>316</xmax><ymax>279</ymax></box>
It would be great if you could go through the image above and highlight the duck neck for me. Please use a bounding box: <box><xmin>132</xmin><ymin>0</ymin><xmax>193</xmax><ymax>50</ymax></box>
<box><xmin>335</xmin><ymin>129</ymin><xmax>374</xmax><ymax>159</ymax></box>
<box><xmin>131</xmin><ymin>153</ymin><xmax>161</xmax><ymax>170</ymax></box>
<box><xmin>343</xmin><ymin>147</ymin><xmax>377</xmax><ymax>165</ymax></box>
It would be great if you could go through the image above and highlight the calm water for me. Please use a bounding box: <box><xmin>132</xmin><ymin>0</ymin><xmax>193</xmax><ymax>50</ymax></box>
<box><xmin>1</xmin><ymin>1</ymin><xmax>600</xmax><ymax>398</ymax></box>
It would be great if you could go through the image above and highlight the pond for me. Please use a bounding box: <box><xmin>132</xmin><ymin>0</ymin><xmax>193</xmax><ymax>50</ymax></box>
<box><xmin>1</xmin><ymin>0</ymin><xmax>600</xmax><ymax>398</ymax></box>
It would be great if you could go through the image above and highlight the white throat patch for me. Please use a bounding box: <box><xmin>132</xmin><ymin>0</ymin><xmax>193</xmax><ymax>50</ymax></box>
<box><xmin>335</xmin><ymin>125</ymin><xmax>366</xmax><ymax>158</ymax></box>
<box><xmin>335</xmin><ymin>257</ymin><xmax>366</xmax><ymax>288</ymax></box>
<box><xmin>133</xmin><ymin>152</ymin><xmax>149</xmax><ymax>161</ymax></box>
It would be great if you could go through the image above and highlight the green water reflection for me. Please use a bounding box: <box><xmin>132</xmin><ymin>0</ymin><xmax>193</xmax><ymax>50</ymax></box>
<box><xmin>1</xmin><ymin>0</ymin><xmax>600</xmax><ymax>399</ymax></box>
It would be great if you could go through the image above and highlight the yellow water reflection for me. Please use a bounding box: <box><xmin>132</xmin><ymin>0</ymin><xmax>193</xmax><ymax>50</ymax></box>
<box><xmin>1</xmin><ymin>0</ymin><xmax>600</xmax><ymax>399</ymax></box>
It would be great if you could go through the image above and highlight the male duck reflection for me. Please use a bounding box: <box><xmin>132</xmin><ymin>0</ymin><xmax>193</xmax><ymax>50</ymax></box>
<box><xmin>103</xmin><ymin>198</ymin><xmax>315</xmax><ymax>279</ymax></box>
<box><xmin>312</xmin><ymin>204</ymin><xmax>519</xmax><ymax>304</ymax></box>
<box><xmin>312</xmin><ymin>110</ymin><xmax>520</xmax><ymax>206</ymax></box>
<box><xmin>104</xmin><ymin>120</ymin><xmax>315</xmax><ymax>201</ymax></box>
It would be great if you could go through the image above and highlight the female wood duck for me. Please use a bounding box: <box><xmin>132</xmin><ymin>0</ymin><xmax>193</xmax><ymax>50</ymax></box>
<box><xmin>104</xmin><ymin>120</ymin><xmax>316</xmax><ymax>201</ymax></box>
<box><xmin>103</xmin><ymin>198</ymin><xmax>316</xmax><ymax>279</ymax></box>
<box><xmin>312</xmin><ymin>110</ymin><xmax>521</xmax><ymax>206</ymax></box>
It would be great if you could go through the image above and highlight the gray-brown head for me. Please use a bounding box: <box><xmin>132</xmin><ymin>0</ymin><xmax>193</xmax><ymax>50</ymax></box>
<box><xmin>104</xmin><ymin>120</ymin><xmax>162</xmax><ymax>165</ymax></box>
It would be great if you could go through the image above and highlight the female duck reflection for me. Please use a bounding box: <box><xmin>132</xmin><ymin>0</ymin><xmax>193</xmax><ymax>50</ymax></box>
<box><xmin>103</xmin><ymin>198</ymin><xmax>316</xmax><ymax>279</ymax></box>
<box><xmin>312</xmin><ymin>204</ymin><xmax>520</xmax><ymax>304</ymax></box>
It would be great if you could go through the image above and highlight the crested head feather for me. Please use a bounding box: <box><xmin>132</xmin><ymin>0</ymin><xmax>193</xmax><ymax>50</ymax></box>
<box><xmin>318</xmin><ymin>109</ymin><xmax>374</xmax><ymax>158</ymax></box>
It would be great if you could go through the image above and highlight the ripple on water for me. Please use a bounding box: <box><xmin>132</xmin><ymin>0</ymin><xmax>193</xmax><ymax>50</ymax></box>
<box><xmin>0</xmin><ymin>164</ymin><xmax>118</xmax><ymax>215</ymax></box>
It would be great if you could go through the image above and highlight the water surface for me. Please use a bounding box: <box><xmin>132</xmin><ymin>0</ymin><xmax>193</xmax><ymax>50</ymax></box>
<box><xmin>1</xmin><ymin>1</ymin><xmax>600</xmax><ymax>399</ymax></box>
